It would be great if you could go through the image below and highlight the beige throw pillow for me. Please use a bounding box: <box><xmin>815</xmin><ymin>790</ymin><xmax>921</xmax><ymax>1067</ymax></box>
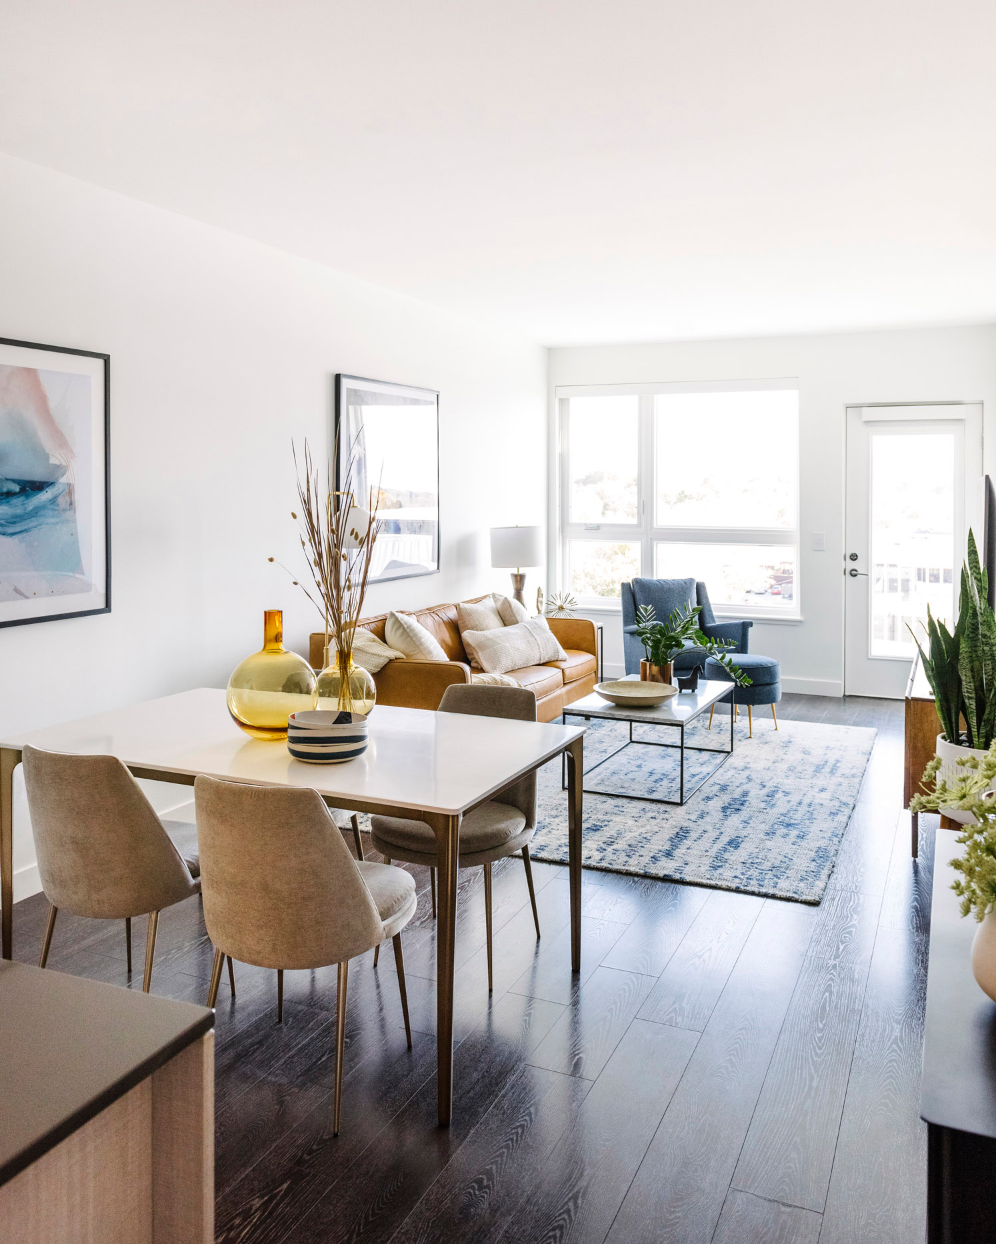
<box><xmin>384</xmin><ymin>611</ymin><xmax>449</xmax><ymax>662</ymax></box>
<box><xmin>461</xmin><ymin>616</ymin><xmax>567</xmax><ymax>675</ymax></box>
<box><xmin>470</xmin><ymin>671</ymin><xmax>520</xmax><ymax>688</ymax></box>
<box><xmin>456</xmin><ymin>595</ymin><xmax>505</xmax><ymax>635</ymax></box>
<box><xmin>496</xmin><ymin>595</ymin><xmax>529</xmax><ymax>625</ymax></box>
<box><xmin>350</xmin><ymin>628</ymin><xmax>406</xmax><ymax>674</ymax></box>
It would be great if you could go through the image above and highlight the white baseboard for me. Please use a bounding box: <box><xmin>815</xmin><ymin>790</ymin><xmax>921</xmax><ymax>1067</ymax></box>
<box><xmin>14</xmin><ymin>861</ymin><xmax>41</xmax><ymax>903</ymax></box>
<box><xmin>781</xmin><ymin>676</ymin><xmax>844</xmax><ymax>697</ymax></box>
<box><xmin>601</xmin><ymin>661</ymin><xmax>626</xmax><ymax>680</ymax></box>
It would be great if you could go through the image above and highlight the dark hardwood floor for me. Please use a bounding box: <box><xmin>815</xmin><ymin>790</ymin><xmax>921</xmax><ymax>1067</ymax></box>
<box><xmin>11</xmin><ymin>693</ymin><xmax>931</xmax><ymax>1243</ymax></box>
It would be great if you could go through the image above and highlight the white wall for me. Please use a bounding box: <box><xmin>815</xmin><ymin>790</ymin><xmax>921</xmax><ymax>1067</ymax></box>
<box><xmin>0</xmin><ymin>152</ymin><xmax>547</xmax><ymax>900</ymax></box>
<box><xmin>549</xmin><ymin>326</ymin><xmax>996</xmax><ymax>689</ymax></box>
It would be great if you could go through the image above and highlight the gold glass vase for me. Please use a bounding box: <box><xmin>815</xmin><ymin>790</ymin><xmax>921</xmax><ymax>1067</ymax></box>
<box><xmin>227</xmin><ymin>610</ymin><xmax>318</xmax><ymax>740</ymax></box>
<box><xmin>317</xmin><ymin>646</ymin><xmax>376</xmax><ymax>716</ymax></box>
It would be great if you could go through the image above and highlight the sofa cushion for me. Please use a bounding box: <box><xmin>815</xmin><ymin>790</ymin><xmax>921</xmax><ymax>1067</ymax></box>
<box><xmin>462</xmin><ymin>616</ymin><xmax>567</xmax><ymax>674</ymax></box>
<box><xmin>412</xmin><ymin>603</ymin><xmax>466</xmax><ymax>662</ymax></box>
<box><xmin>545</xmin><ymin>649</ymin><xmax>597</xmax><ymax>685</ymax></box>
<box><xmin>503</xmin><ymin>664</ymin><xmax>564</xmax><ymax>699</ymax></box>
<box><xmin>385</xmin><ymin>611</ymin><xmax>449</xmax><ymax>661</ymax></box>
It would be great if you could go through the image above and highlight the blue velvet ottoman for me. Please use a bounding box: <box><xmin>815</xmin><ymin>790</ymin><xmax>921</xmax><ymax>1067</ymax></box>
<box><xmin>703</xmin><ymin>652</ymin><xmax>781</xmax><ymax>736</ymax></box>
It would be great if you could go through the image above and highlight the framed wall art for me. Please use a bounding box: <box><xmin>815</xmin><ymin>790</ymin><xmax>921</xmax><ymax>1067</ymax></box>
<box><xmin>335</xmin><ymin>374</ymin><xmax>439</xmax><ymax>584</ymax></box>
<box><xmin>0</xmin><ymin>337</ymin><xmax>110</xmax><ymax>628</ymax></box>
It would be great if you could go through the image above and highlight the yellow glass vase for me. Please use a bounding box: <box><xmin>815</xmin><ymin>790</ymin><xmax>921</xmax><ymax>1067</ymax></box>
<box><xmin>317</xmin><ymin>646</ymin><xmax>376</xmax><ymax>716</ymax></box>
<box><xmin>227</xmin><ymin>610</ymin><xmax>318</xmax><ymax>740</ymax></box>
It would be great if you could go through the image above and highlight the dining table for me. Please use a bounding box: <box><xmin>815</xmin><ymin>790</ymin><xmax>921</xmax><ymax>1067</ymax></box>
<box><xmin>0</xmin><ymin>687</ymin><xmax>585</xmax><ymax>1125</ymax></box>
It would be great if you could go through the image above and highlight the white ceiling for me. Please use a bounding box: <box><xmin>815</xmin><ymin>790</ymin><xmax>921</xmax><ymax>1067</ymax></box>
<box><xmin>3</xmin><ymin>0</ymin><xmax>996</xmax><ymax>345</ymax></box>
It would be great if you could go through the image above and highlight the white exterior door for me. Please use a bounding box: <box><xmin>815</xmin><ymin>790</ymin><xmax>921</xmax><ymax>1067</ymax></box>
<box><xmin>844</xmin><ymin>404</ymin><xmax>982</xmax><ymax>698</ymax></box>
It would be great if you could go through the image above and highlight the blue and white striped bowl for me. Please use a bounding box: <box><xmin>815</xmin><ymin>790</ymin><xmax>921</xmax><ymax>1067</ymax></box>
<box><xmin>287</xmin><ymin>710</ymin><xmax>368</xmax><ymax>764</ymax></box>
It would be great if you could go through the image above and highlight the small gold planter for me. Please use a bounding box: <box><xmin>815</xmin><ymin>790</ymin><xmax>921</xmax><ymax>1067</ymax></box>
<box><xmin>640</xmin><ymin>660</ymin><xmax>673</xmax><ymax>684</ymax></box>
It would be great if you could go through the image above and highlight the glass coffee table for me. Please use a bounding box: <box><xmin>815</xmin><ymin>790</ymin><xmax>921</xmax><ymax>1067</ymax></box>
<box><xmin>561</xmin><ymin>675</ymin><xmax>735</xmax><ymax>805</ymax></box>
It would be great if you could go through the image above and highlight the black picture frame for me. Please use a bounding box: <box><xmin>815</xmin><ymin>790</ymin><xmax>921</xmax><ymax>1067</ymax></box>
<box><xmin>334</xmin><ymin>374</ymin><xmax>440</xmax><ymax>584</ymax></box>
<box><xmin>0</xmin><ymin>336</ymin><xmax>111</xmax><ymax>629</ymax></box>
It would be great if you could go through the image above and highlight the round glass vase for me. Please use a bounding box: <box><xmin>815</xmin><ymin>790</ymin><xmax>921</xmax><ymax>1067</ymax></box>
<box><xmin>317</xmin><ymin>647</ymin><xmax>376</xmax><ymax>717</ymax></box>
<box><xmin>227</xmin><ymin>610</ymin><xmax>318</xmax><ymax>740</ymax></box>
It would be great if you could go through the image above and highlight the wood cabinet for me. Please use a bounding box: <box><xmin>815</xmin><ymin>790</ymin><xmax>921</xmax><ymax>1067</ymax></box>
<box><xmin>905</xmin><ymin>652</ymin><xmax>943</xmax><ymax>857</ymax></box>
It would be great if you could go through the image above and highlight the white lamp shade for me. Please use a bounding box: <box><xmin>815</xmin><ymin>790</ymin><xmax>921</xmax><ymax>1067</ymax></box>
<box><xmin>490</xmin><ymin>525</ymin><xmax>542</xmax><ymax>568</ymax></box>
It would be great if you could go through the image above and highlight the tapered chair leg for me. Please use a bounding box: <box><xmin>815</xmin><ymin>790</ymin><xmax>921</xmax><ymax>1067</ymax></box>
<box><xmin>484</xmin><ymin>861</ymin><xmax>494</xmax><ymax>993</ymax></box>
<box><xmin>392</xmin><ymin>934</ymin><xmax>412</xmax><ymax>1048</ymax></box>
<box><xmin>125</xmin><ymin>917</ymin><xmax>132</xmax><ymax>975</ymax></box>
<box><xmin>373</xmin><ymin>942</ymin><xmax>380</xmax><ymax>967</ymax></box>
<box><xmin>227</xmin><ymin>955</ymin><xmax>236</xmax><ymax>997</ymax></box>
<box><xmin>430</xmin><ymin>867</ymin><xmax>437</xmax><ymax>919</ymax></box>
<box><xmin>142</xmin><ymin>911</ymin><xmax>159</xmax><ymax>993</ymax></box>
<box><xmin>771</xmin><ymin>703</ymin><xmax>778</xmax><ymax>730</ymax></box>
<box><xmin>333</xmin><ymin>960</ymin><xmax>349</xmax><ymax>1136</ymax></box>
<box><xmin>708</xmin><ymin>705</ymin><xmax>715</xmax><ymax>730</ymax></box>
<box><xmin>39</xmin><ymin>904</ymin><xmax>58</xmax><ymax>968</ymax></box>
<box><xmin>522</xmin><ymin>846</ymin><xmax>541</xmax><ymax>940</ymax></box>
<box><xmin>350</xmin><ymin>813</ymin><xmax>364</xmax><ymax>860</ymax></box>
<box><xmin>747</xmin><ymin>705</ymin><xmax>753</xmax><ymax>738</ymax></box>
<box><xmin>207</xmin><ymin>947</ymin><xmax>225</xmax><ymax>1007</ymax></box>
<box><xmin>277</xmin><ymin>968</ymin><xmax>284</xmax><ymax>1023</ymax></box>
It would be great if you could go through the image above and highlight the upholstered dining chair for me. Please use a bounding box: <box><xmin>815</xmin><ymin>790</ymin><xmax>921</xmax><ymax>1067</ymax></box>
<box><xmin>194</xmin><ymin>775</ymin><xmax>417</xmax><ymax>1135</ymax></box>
<box><xmin>21</xmin><ymin>744</ymin><xmax>202</xmax><ymax>992</ymax></box>
<box><xmin>369</xmin><ymin>683</ymin><xmax>541</xmax><ymax>993</ymax></box>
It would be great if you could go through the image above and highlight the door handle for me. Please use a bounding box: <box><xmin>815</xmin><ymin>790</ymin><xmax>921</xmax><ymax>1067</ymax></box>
<box><xmin>848</xmin><ymin>568</ymin><xmax>868</xmax><ymax>577</ymax></box>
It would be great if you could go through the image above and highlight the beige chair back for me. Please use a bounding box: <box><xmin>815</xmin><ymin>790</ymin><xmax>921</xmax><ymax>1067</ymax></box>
<box><xmin>194</xmin><ymin>776</ymin><xmax>384</xmax><ymax>970</ymax></box>
<box><xmin>437</xmin><ymin>683</ymin><xmax>538</xmax><ymax>827</ymax></box>
<box><xmin>21</xmin><ymin>745</ymin><xmax>198</xmax><ymax>919</ymax></box>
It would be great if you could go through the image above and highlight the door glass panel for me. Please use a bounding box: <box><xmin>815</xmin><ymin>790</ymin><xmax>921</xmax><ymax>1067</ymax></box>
<box><xmin>869</xmin><ymin>431</ymin><xmax>955</xmax><ymax>657</ymax></box>
<box><xmin>654</xmin><ymin>390</ymin><xmax>797</xmax><ymax>528</ymax></box>
<box><xmin>654</xmin><ymin>542</ymin><xmax>796</xmax><ymax>608</ymax></box>
<box><xmin>568</xmin><ymin>396</ymin><xmax>639</xmax><ymax>523</ymax></box>
<box><xmin>568</xmin><ymin>540</ymin><xmax>641</xmax><ymax>600</ymax></box>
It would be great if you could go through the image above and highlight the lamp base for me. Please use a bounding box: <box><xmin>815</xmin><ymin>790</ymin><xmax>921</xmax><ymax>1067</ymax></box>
<box><xmin>510</xmin><ymin>572</ymin><xmax>526</xmax><ymax>606</ymax></box>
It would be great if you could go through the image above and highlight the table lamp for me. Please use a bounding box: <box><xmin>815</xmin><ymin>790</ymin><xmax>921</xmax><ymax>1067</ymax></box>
<box><xmin>490</xmin><ymin>525</ymin><xmax>542</xmax><ymax>606</ymax></box>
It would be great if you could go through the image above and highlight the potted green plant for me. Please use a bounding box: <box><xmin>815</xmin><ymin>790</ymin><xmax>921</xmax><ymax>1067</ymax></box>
<box><xmin>910</xmin><ymin>530</ymin><xmax>996</xmax><ymax>824</ymax></box>
<box><xmin>633</xmin><ymin>602</ymin><xmax>752</xmax><ymax>688</ymax></box>
<box><xmin>911</xmin><ymin>742</ymin><xmax>996</xmax><ymax>1000</ymax></box>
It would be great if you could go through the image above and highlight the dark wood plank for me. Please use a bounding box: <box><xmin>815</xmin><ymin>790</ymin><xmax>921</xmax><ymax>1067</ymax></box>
<box><xmin>604</xmin><ymin>899</ymin><xmax>817</xmax><ymax>1244</ymax></box>
<box><xmin>599</xmin><ymin>879</ymin><xmax>710</xmax><ymax>977</ymax></box>
<box><xmin>526</xmin><ymin>966</ymin><xmax>656</xmax><ymax>1080</ymax></box>
<box><xmin>819</xmin><ymin>926</ymin><xmax>929</xmax><ymax>1244</ymax></box>
<box><xmin>636</xmin><ymin>889</ymin><xmax>765</xmax><ymax>1030</ymax></box>
<box><xmin>492</xmin><ymin>1019</ymin><xmax>699</xmax><ymax>1244</ymax></box>
<box><xmin>713</xmin><ymin>1190</ymin><xmax>822</xmax><ymax>1244</ymax></box>
<box><xmin>507</xmin><ymin>915</ymin><xmax>629</xmax><ymax>1004</ymax></box>
<box><xmin>731</xmin><ymin>887</ymin><xmax>881</xmax><ymax>1211</ymax></box>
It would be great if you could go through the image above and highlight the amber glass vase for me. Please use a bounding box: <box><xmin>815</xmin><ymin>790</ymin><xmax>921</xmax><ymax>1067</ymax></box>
<box><xmin>316</xmin><ymin>645</ymin><xmax>376</xmax><ymax>716</ymax></box>
<box><xmin>227</xmin><ymin>610</ymin><xmax>318</xmax><ymax>740</ymax></box>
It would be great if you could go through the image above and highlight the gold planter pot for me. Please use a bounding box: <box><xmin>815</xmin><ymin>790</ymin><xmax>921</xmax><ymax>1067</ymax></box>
<box><xmin>227</xmin><ymin>610</ymin><xmax>318</xmax><ymax>740</ymax></box>
<box><xmin>640</xmin><ymin>660</ymin><xmax>673</xmax><ymax>684</ymax></box>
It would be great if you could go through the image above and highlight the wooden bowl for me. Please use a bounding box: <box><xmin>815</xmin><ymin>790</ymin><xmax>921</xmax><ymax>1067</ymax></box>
<box><xmin>593</xmin><ymin>680</ymin><xmax>678</xmax><ymax>707</ymax></box>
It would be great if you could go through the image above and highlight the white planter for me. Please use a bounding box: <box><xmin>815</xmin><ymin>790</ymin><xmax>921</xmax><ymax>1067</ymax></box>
<box><xmin>935</xmin><ymin>733</ymin><xmax>993</xmax><ymax>825</ymax></box>
<box><xmin>972</xmin><ymin>911</ymin><xmax>996</xmax><ymax>1003</ymax></box>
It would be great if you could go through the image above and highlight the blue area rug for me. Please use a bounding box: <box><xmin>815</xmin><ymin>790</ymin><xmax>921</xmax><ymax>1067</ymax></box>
<box><xmin>531</xmin><ymin>714</ymin><xmax>876</xmax><ymax>904</ymax></box>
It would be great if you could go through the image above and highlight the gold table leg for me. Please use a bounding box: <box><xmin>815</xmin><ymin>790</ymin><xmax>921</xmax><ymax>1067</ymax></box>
<box><xmin>566</xmin><ymin>735</ymin><xmax>584</xmax><ymax>973</ymax></box>
<box><xmin>425</xmin><ymin>810</ymin><xmax>461</xmax><ymax>1126</ymax></box>
<box><xmin>1</xmin><ymin>747</ymin><xmax>20</xmax><ymax>960</ymax></box>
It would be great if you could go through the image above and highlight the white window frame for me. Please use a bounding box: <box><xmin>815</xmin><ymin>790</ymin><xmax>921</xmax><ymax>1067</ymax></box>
<box><xmin>554</xmin><ymin>379</ymin><xmax>801</xmax><ymax>619</ymax></box>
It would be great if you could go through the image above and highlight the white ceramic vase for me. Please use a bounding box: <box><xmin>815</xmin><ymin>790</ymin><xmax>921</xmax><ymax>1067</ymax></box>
<box><xmin>971</xmin><ymin>911</ymin><xmax>996</xmax><ymax>1002</ymax></box>
<box><xmin>935</xmin><ymin>733</ymin><xmax>993</xmax><ymax>825</ymax></box>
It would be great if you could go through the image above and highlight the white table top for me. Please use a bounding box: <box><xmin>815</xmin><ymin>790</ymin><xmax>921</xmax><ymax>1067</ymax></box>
<box><xmin>0</xmin><ymin>688</ymin><xmax>585</xmax><ymax>818</ymax></box>
<box><xmin>563</xmin><ymin>677</ymin><xmax>734</xmax><ymax>726</ymax></box>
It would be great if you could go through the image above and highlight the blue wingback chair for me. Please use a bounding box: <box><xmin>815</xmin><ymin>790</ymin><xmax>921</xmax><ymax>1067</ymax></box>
<box><xmin>621</xmin><ymin>578</ymin><xmax>752</xmax><ymax>676</ymax></box>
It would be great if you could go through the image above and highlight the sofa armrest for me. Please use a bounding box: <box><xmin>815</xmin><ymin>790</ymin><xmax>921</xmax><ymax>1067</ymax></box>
<box><xmin>374</xmin><ymin>659</ymin><xmax>471</xmax><ymax>710</ymax></box>
<box><xmin>547</xmin><ymin>616</ymin><xmax>598</xmax><ymax>658</ymax></box>
<box><xmin>623</xmin><ymin>624</ymin><xmax>639</xmax><ymax>635</ymax></box>
<box><xmin>702</xmin><ymin>619</ymin><xmax>753</xmax><ymax>653</ymax></box>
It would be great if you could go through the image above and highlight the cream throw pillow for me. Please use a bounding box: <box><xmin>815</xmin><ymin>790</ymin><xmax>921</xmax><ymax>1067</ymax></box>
<box><xmin>350</xmin><ymin>628</ymin><xmax>406</xmax><ymax>674</ymax></box>
<box><xmin>496</xmin><ymin>595</ymin><xmax>529</xmax><ymax>626</ymax></box>
<box><xmin>461</xmin><ymin>616</ymin><xmax>567</xmax><ymax>675</ymax></box>
<box><xmin>470</xmin><ymin>671</ymin><xmax>520</xmax><ymax>687</ymax></box>
<box><xmin>456</xmin><ymin>595</ymin><xmax>505</xmax><ymax>635</ymax></box>
<box><xmin>384</xmin><ymin>611</ymin><xmax>449</xmax><ymax>662</ymax></box>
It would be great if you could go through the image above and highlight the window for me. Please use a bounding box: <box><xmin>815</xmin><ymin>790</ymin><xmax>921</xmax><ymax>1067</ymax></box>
<box><xmin>558</xmin><ymin>383</ymin><xmax>800</xmax><ymax>614</ymax></box>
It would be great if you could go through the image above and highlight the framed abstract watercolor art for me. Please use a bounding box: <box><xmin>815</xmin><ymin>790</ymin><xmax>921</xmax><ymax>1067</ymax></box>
<box><xmin>0</xmin><ymin>337</ymin><xmax>110</xmax><ymax>628</ymax></box>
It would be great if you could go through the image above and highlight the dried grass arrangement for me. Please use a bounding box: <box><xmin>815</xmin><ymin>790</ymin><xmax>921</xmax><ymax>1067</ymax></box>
<box><xmin>270</xmin><ymin>435</ymin><xmax>380</xmax><ymax>713</ymax></box>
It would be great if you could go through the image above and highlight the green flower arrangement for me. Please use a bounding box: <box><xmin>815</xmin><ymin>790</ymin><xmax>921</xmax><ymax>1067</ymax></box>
<box><xmin>911</xmin><ymin>743</ymin><xmax>996</xmax><ymax>921</ymax></box>
<box><xmin>634</xmin><ymin>603</ymin><xmax>752</xmax><ymax>685</ymax></box>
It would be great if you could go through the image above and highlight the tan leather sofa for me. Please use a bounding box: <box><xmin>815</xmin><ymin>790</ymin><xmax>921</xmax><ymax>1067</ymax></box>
<box><xmin>310</xmin><ymin>598</ymin><xmax>598</xmax><ymax>723</ymax></box>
